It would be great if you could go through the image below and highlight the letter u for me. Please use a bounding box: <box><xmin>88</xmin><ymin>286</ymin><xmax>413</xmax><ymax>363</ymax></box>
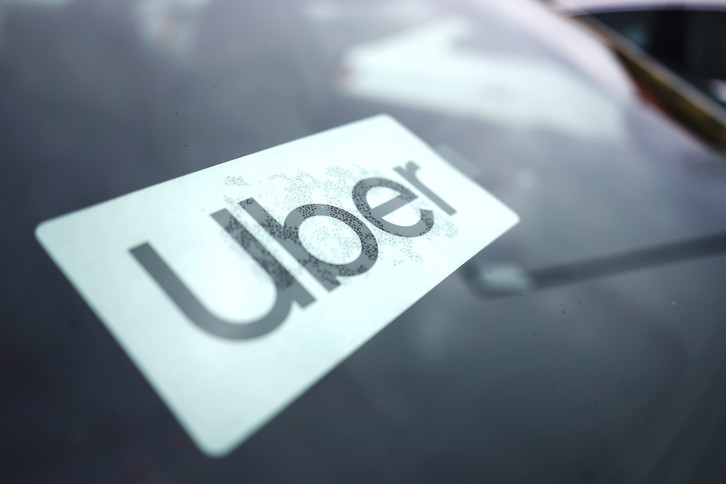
<box><xmin>129</xmin><ymin>209</ymin><xmax>314</xmax><ymax>340</ymax></box>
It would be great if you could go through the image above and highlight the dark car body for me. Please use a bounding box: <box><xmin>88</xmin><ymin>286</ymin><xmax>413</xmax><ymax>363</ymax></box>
<box><xmin>1</xmin><ymin>0</ymin><xmax>726</xmax><ymax>482</ymax></box>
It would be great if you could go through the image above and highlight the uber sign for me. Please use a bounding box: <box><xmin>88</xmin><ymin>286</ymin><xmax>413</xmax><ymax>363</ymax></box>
<box><xmin>36</xmin><ymin>115</ymin><xmax>518</xmax><ymax>456</ymax></box>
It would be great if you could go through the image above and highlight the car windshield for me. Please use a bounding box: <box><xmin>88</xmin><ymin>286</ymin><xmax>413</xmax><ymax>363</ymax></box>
<box><xmin>2</xmin><ymin>0</ymin><xmax>726</xmax><ymax>482</ymax></box>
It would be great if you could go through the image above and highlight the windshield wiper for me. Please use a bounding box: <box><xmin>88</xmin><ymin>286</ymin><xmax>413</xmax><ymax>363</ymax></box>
<box><xmin>462</xmin><ymin>231</ymin><xmax>726</xmax><ymax>297</ymax></box>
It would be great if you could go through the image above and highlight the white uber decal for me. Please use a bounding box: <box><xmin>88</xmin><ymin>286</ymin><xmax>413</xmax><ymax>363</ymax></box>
<box><xmin>36</xmin><ymin>115</ymin><xmax>518</xmax><ymax>456</ymax></box>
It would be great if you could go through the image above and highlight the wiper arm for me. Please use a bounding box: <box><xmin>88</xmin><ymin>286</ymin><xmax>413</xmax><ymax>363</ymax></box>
<box><xmin>462</xmin><ymin>231</ymin><xmax>726</xmax><ymax>297</ymax></box>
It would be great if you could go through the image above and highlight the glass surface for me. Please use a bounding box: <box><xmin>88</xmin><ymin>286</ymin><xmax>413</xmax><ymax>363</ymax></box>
<box><xmin>2</xmin><ymin>0</ymin><xmax>726</xmax><ymax>482</ymax></box>
<box><xmin>588</xmin><ymin>9</ymin><xmax>655</xmax><ymax>48</ymax></box>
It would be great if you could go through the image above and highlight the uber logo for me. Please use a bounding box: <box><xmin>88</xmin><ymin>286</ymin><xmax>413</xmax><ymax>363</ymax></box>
<box><xmin>130</xmin><ymin>161</ymin><xmax>453</xmax><ymax>341</ymax></box>
<box><xmin>36</xmin><ymin>115</ymin><xmax>518</xmax><ymax>456</ymax></box>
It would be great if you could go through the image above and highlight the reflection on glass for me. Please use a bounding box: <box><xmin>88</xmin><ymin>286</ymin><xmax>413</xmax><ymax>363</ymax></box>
<box><xmin>338</xmin><ymin>17</ymin><xmax>624</xmax><ymax>142</ymax></box>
